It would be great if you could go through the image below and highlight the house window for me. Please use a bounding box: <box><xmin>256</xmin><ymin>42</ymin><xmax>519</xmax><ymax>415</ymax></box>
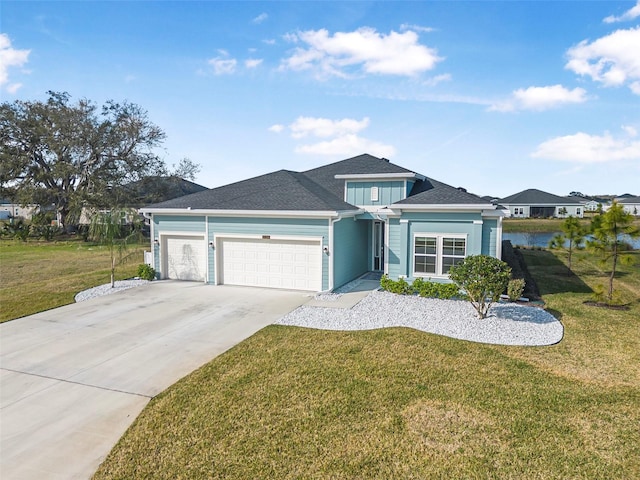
<box><xmin>576</xmin><ymin>208</ymin><xmax>581</xmax><ymax>215</ymax></box>
<box><xmin>414</xmin><ymin>235</ymin><xmax>466</xmax><ymax>277</ymax></box>
<box><xmin>370</xmin><ymin>186</ymin><xmax>379</xmax><ymax>202</ymax></box>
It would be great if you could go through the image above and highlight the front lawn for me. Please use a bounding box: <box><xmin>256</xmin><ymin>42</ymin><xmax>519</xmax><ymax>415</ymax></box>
<box><xmin>93</xmin><ymin>249</ymin><xmax>640</xmax><ymax>479</ymax></box>
<box><xmin>0</xmin><ymin>239</ymin><xmax>146</xmax><ymax>322</ymax></box>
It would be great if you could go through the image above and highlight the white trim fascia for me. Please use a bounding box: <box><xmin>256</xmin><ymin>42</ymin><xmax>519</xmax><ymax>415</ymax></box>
<box><xmin>139</xmin><ymin>208</ymin><xmax>361</xmax><ymax>218</ymax></box>
<box><xmin>481</xmin><ymin>209</ymin><xmax>507</xmax><ymax>217</ymax></box>
<box><xmin>392</xmin><ymin>204</ymin><xmax>495</xmax><ymax>211</ymax></box>
<box><xmin>496</xmin><ymin>216</ymin><xmax>503</xmax><ymax>260</ymax></box>
<box><xmin>328</xmin><ymin>217</ymin><xmax>342</xmax><ymax>291</ymax></box>
<box><xmin>150</xmin><ymin>213</ymin><xmax>156</xmax><ymax>270</ymax></box>
<box><xmin>205</xmin><ymin>216</ymin><xmax>210</xmax><ymax>284</ymax></box>
<box><xmin>384</xmin><ymin>220</ymin><xmax>390</xmax><ymax>275</ymax></box>
<box><xmin>335</xmin><ymin>173</ymin><xmax>425</xmax><ymax>180</ymax></box>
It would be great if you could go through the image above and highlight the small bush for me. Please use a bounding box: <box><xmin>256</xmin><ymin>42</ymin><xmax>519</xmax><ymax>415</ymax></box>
<box><xmin>412</xmin><ymin>277</ymin><xmax>460</xmax><ymax>299</ymax></box>
<box><xmin>507</xmin><ymin>278</ymin><xmax>526</xmax><ymax>301</ymax></box>
<box><xmin>380</xmin><ymin>275</ymin><xmax>412</xmax><ymax>295</ymax></box>
<box><xmin>380</xmin><ymin>276</ymin><xmax>461</xmax><ymax>299</ymax></box>
<box><xmin>137</xmin><ymin>264</ymin><xmax>156</xmax><ymax>281</ymax></box>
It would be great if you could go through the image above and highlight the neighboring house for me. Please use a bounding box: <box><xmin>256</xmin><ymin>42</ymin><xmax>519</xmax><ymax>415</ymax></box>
<box><xmin>79</xmin><ymin>177</ymin><xmax>209</xmax><ymax>225</ymax></box>
<box><xmin>615</xmin><ymin>196</ymin><xmax>640</xmax><ymax>216</ymax></box>
<box><xmin>499</xmin><ymin>189</ymin><xmax>584</xmax><ymax>218</ymax></box>
<box><xmin>0</xmin><ymin>199</ymin><xmax>40</xmax><ymax>221</ymax></box>
<box><xmin>140</xmin><ymin>154</ymin><xmax>505</xmax><ymax>292</ymax></box>
<box><xmin>583</xmin><ymin>200</ymin><xmax>599</xmax><ymax>212</ymax></box>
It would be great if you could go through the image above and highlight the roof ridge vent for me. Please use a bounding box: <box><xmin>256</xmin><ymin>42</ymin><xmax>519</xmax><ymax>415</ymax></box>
<box><xmin>381</xmin><ymin>158</ymin><xmax>390</xmax><ymax>162</ymax></box>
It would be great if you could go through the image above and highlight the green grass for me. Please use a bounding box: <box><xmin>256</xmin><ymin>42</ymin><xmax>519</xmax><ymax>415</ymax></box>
<box><xmin>93</xmin><ymin>249</ymin><xmax>640</xmax><ymax>479</ymax></box>
<box><xmin>503</xmin><ymin>216</ymin><xmax>640</xmax><ymax>233</ymax></box>
<box><xmin>0</xmin><ymin>238</ymin><xmax>146</xmax><ymax>322</ymax></box>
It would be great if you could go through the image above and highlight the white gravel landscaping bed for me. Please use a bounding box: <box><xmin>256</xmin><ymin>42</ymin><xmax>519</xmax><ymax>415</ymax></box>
<box><xmin>74</xmin><ymin>279</ymin><xmax>150</xmax><ymax>302</ymax></box>
<box><xmin>276</xmin><ymin>290</ymin><xmax>563</xmax><ymax>346</ymax></box>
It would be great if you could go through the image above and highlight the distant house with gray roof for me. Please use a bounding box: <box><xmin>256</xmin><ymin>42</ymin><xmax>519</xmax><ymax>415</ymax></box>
<box><xmin>499</xmin><ymin>189</ymin><xmax>584</xmax><ymax>218</ymax></box>
<box><xmin>140</xmin><ymin>154</ymin><xmax>505</xmax><ymax>291</ymax></box>
<box><xmin>615</xmin><ymin>196</ymin><xmax>640</xmax><ymax>216</ymax></box>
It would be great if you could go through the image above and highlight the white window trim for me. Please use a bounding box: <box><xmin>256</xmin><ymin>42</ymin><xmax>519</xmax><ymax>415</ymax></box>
<box><xmin>413</xmin><ymin>233</ymin><xmax>467</xmax><ymax>278</ymax></box>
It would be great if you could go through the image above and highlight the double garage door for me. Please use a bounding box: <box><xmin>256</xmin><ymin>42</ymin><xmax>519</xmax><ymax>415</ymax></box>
<box><xmin>163</xmin><ymin>235</ymin><xmax>322</xmax><ymax>291</ymax></box>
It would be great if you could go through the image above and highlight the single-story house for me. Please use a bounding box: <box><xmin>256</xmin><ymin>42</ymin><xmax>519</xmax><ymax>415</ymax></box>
<box><xmin>0</xmin><ymin>199</ymin><xmax>40</xmax><ymax>221</ymax></box>
<box><xmin>499</xmin><ymin>189</ymin><xmax>584</xmax><ymax>218</ymax></box>
<box><xmin>615</xmin><ymin>196</ymin><xmax>640</xmax><ymax>215</ymax></box>
<box><xmin>140</xmin><ymin>154</ymin><xmax>505</xmax><ymax>292</ymax></box>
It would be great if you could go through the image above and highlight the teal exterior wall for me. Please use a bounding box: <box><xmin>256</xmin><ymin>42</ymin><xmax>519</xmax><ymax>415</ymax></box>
<box><xmin>207</xmin><ymin>216</ymin><xmax>330</xmax><ymax>290</ymax></box>
<box><xmin>481</xmin><ymin>218</ymin><xmax>499</xmax><ymax>256</ymax></box>
<box><xmin>387</xmin><ymin>211</ymin><xmax>492</xmax><ymax>282</ymax></box>
<box><xmin>346</xmin><ymin>181</ymin><xmax>405</xmax><ymax>206</ymax></box>
<box><xmin>332</xmin><ymin>218</ymin><xmax>369</xmax><ymax>288</ymax></box>
<box><xmin>152</xmin><ymin>215</ymin><xmax>206</xmax><ymax>273</ymax></box>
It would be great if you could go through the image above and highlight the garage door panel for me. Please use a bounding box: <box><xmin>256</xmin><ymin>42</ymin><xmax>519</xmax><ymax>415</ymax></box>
<box><xmin>219</xmin><ymin>238</ymin><xmax>321</xmax><ymax>291</ymax></box>
<box><xmin>165</xmin><ymin>236</ymin><xmax>206</xmax><ymax>282</ymax></box>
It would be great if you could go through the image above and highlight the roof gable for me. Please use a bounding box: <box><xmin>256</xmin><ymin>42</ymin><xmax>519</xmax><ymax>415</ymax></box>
<box><xmin>500</xmin><ymin>189</ymin><xmax>582</xmax><ymax>205</ymax></box>
<box><xmin>302</xmin><ymin>154</ymin><xmax>417</xmax><ymax>199</ymax></box>
<box><xmin>145</xmin><ymin>169</ymin><xmax>356</xmax><ymax>211</ymax></box>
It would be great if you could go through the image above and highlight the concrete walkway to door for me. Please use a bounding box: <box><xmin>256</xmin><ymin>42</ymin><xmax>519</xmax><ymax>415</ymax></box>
<box><xmin>0</xmin><ymin>282</ymin><xmax>309</xmax><ymax>480</ymax></box>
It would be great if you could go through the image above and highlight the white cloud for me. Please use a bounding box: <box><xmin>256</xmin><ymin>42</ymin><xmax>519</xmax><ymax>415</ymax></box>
<box><xmin>245</xmin><ymin>58</ymin><xmax>263</xmax><ymax>69</ymax></box>
<box><xmin>252</xmin><ymin>13</ymin><xmax>268</xmax><ymax>24</ymax></box>
<box><xmin>272</xmin><ymin>115</ymin><xmax>395</xmax><ymax>158</ymax></box>
<box><xmin>280</xmin><ymin>27</ymin><xmax>442</xmax><ymax>78</ymax></box>
<box><xmin>603</xmin><ymin>1</ymin><xmax>640</xmax><ymax>23</ymax></box>
<box><xmin>263</xmin><ymin>39</ymin><xmax>276</xmax><ymax>45</ymax></box>
<box><xmin>422</xmin><ymin>73</ymin><xmax>452</xmax><ymax>87</ymax></box>
<box><xmin>400</xmin><ymin>23</ymin><xmax>436</xmax><ymax>33</ymax></box>
<box><xmin>289</xmin><ymin>116</ymin><xmax>370</xmax><ymax>138</ymax></box>
<box><xmin>622</xmin><ymin>125</ymin><xmax>638</xmax><ymax>137</ymax></box>
<box><xmin>489</xmin><ymin>85</ymin><xmax>588</xmax><ymax>112</ymax></box>
<box><xmin>531</xmin><ymin>128</ymin><xmax>640</xmax><ymax>164</ymax></box>
<box><xmin>0</xmin><ymin>33</ymin><xmax>30</xmax><ymax>89</ymax></box>
<box><xmin>295</xmin><ymin>134</ymin><xmax>396</xmax><ymax>158</ymax></box>
<box><xmin>6</xmin><ymin>82</ymin><xmax>22</xmax><ymax>94</ymax></box>
<box><xmin>208</xmin><ymin>54</ymin><xmax>237</xmax><ymax>75</ymax></box>
<box><xmin>565</xmin><ymin>27</ymin><xmax>640</xmax><ymax>94</ymax></box>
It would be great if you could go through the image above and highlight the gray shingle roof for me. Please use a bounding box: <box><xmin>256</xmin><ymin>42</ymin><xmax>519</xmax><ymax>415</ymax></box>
<box><xmin>144</xmin><ymin>154</ymin><xmax>495</xmax><ymax>212</ymax></box>
<box><xmin>145</xmin><ymin>170</ymin><xmax>355</xmax><ymax>211</ymax></box>
<box><xmin>500</xmin><ymin>189</ymin><xmax>583</xmax><ymax>205</ymax></box>
<box><xmin>395</xmin><ymin>177</ymin><xmax>490</xmax><ymax>205</ymax></box>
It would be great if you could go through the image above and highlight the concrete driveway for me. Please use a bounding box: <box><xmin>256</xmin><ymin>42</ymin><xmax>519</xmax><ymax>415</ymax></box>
<box><xmin>0</xmin><ymin>281</ymin><xmax>309</xmax><ymax>480</ymax></box>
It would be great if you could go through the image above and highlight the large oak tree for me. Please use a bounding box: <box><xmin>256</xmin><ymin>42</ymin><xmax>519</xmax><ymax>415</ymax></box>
<box><xmin>0</xmin><ymin>91</ymin><xmax>167</xmax><ymax>228</ymax></box>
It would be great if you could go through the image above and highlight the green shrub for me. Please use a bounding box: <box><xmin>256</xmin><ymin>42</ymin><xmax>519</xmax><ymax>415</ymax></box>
<box><xmin>411</xmin><ymin>277</ymin><xmax>460</xmax><ymax>299</ymax></box>
<box><xmin>137</xmin><ymin>264</ymin><xmax>156</xmax><ymax>281</ymax></box>
<box><xmin>380</xmin><ymin>275</ymin><xmax>461</xmax><ymax>299</ymax></box>
<box><xmin>507</xmin><ymin>278</ymin><xmax>526</xmax><ymax>301</ymax></box>
<box><xmin>379</xmin><ymin>275</ymin><xmax>412</xmax><ymax>295</ymax></box>
<box><xmin>449</xmin><ymin>255</ymin><xmax>512</xmax><ymax>319</ymax></box>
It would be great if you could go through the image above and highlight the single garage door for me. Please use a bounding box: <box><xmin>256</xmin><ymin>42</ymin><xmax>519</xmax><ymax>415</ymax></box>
<box><xmin>164</xmin><ymin>235</ymin><xmax>206</xmax><ymax>281</ymax></box>
<box><xmin>219</xmin><ymin>237</ymin><xmax>322</xmax><ymax>291</ymax></box>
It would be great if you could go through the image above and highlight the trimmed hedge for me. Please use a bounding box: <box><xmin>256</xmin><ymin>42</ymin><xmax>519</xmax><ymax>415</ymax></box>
<box><xmin>380</xmin><ymin>275</ymin><xmax>461</xmax><ymax>299</ymax></box>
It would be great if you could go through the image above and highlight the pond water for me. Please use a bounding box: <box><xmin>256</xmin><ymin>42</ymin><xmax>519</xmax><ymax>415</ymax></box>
<box><xmin>503</xmin><ymin>232</ymin><xmax>640</xmax><ymax>250</ymax></box>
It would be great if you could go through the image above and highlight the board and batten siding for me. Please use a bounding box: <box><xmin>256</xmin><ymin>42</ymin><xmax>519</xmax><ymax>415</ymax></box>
<box><xmin>481</xmin><ymin>218</ymin><xmax>499</xmax><ymax>256</ymax></box>
<box><xmin>346</xmin><ymin>181</ymin><xmax>405</xmax><ymax>206</ymax></box>
<box><xmin>332</xmin><ymin>218</ymin><xmax>369</xmax><ymax>289</ymax></box>
<box><xmin>207</xmin><ymin>216</ymin><xmax>330</xmax><ymax>290</ymax></box>
<box><xmin>152</xmin><ymin>215</ymin><xmax>206</xmax><ymax>273</ymax></box>
<box><xmin>388</xmin><ymin>211</ymin><xmax>486</xmax><ymax>282</ymax></box>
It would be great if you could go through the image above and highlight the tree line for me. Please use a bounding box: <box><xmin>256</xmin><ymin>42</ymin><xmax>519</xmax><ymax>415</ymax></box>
<box><xmin>1</xmin><ymin>91</ymin><xmax>199</xmax><ymax>229</ymax></box>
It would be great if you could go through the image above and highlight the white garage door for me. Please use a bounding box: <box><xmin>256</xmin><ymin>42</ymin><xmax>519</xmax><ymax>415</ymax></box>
<box><xmin>164</xmin><ymin>235</ymin><xmax>206</xmax><ymax>281</ymax></box>
<box><xmin>219</xmin><ymin>237</ymin><xmax>322</xmax><ymax>291</ymax></box>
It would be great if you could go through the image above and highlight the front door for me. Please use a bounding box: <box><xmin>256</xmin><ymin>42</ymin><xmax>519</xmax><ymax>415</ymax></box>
<box><xmin>373</xmin><ymin>220</ymin><xmax>385</xmax><ymax>271</ymax></box>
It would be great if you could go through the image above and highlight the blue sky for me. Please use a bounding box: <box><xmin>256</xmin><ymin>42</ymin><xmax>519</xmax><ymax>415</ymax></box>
<box><xmin>2</xmin><ymin>1</ymin><xmax>639</xmax><ymax>198</ymax></box>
